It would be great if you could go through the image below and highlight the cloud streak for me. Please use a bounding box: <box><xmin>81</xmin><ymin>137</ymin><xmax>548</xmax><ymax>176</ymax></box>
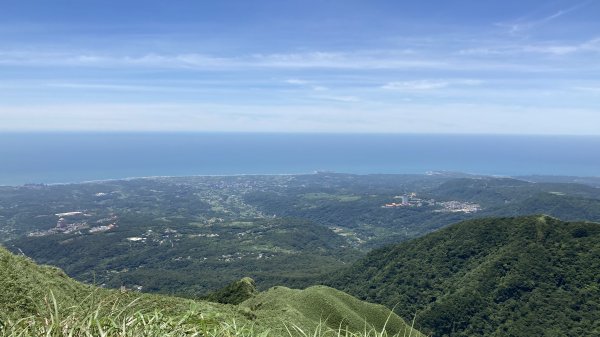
<box><xmin>497</xmin><ymin>1</ymin><xmax>593</xmax><ymax>34</ymax></box>
<box><xmin>381</xmin><ymin>79</ymin><xmax>482</xmax><ymax>91</ymax></box>
<box><xmin>459</xmin><ymin>38</ymin><xmax>600</xmax><ymax>56</ymax></box>
<box><xmin>1</xmin><ymin>102</ymin><xmax>598</xmax><ymax>135</ymax></box>
<box><xmin>0</xmin><ymin>49</ymin><xmax>447</xmax><ymax>70</ymax></box>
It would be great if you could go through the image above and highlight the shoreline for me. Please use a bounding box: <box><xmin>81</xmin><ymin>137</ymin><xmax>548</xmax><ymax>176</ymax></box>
<box><xmin>3</xmin><ymin>171</ymin><xmax>599</xmax><ymax>188</ymax></box>
<box><xmin>2</xmin><ymin>171</ymin><xmax>330</xmax><ymax>188</ymax></box>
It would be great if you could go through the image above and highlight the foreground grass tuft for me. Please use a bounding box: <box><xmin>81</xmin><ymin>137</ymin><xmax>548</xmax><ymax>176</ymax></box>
<box><xmin>0</xmin><ymin>292</ymin><xmax>418</xmax><ymax>337</ymax></box>
<box><xmin>284</xmin><ymin>316</ymin><xmax>420</xmax><ymax>337</ymax></box>
<box><xmin>0</xmin><ymin>292</ymin><xmax>255</xmax><ymax>337</ymax></box>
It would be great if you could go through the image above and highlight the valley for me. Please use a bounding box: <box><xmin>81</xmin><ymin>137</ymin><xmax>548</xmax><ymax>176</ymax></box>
<box><xmin>2</xmin><ymin>172</ymin><xmax>600</xmax><ymax>299</ymax></box>
<box><xmin>1</xmin><ymin>172</ymin><xmax>600</xmax><ymax>336</ymax></box>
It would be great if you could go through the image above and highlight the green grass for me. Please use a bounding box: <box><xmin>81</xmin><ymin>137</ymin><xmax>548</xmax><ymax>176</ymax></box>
<box><xmin>0</xmin><ymin>294</ymin><xmax>257</xmax><ymax>337</ymax></box>
<box><xmin>241</xmin><ymin>286</ymin><xmax>423</xmax><ymax>337</ymax></box>
<box><xmin>0</xmin><ymin>293</ymin><xmax>420</xmax><ymax>337</ymax></box>
<box><xmin>0</xmin><ymin>246</ymin><xmax>421</xmax><ymax>337</ymax></box>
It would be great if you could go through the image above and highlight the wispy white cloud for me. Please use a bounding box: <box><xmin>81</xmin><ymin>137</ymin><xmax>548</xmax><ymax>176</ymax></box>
<box><xmin>1</xmin><ymin>102</ymin><xmax>598</xmax><ymax>135</ymax></box>
<box><xmin>312</xmin><ymin>95</ymin><xmax>360</xmax><ymax>102</ymax></box>
<box><xmin>574</xmin><ymin>86</ymin><xmax>600</xmax><ymax>93</ymax></box>
<box><xmin>2</xmin><ymin>46</ymin><xmax>596</xmax><ymax>76</ymax></box>
<box><xmin>0</xmin><ymin>51</ymin><xmax>233</xmax><ymax>68</ymax></box>
<box><xmin>283</xmin><ymin>79</ymin><xmax>329</xmax><ymax>92</ymax></box>
<box><xmin>45</xmin><ymin>82</ymin><xmax>201</xmax><ymax>92</ymax></box>
<box><xmin>459</xmin><ymin>38</ymin><xmax>600</xmax><ymax>56</ymax></box>
<box><xmin>382</xmin><ymin>80</ymin><xmax>449</xmax><ymax>91</ymax></box>
<box><xmin>496</xmin><ymin>1</ymin><xmax>593</xmax><ymax>35</ymax></box>
<box><xmin>284</xmin><ymin>79</ymin><xmax>308</xmax><ymax>85</ymax></box>
<box><xmin>0</xmin><ymin>49</ymin><xmax>448</xmax><ymax>70</ymax></box>
<box><xmin>381</xmin><ymin>79</ymin><xmax>482</xmax><ymax>91</ymax></box>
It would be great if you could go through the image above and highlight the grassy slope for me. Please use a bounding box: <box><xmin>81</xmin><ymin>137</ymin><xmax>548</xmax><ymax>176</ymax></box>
<box><xmin>0</xmin><ymin>246</ymin><xmax>244</xmax><ymax>335</ymax></box>
<box><xmin>331</xmin><ymin>215</ymin><xmax>600</xmax><ymax>337</ymax></box>
<box><xmin>0</xmin><ymin>245</ymin><xmax>88</xmax><ymax>316</ymax></box>
<box><xmin>0</xmin><ymin>246</ymin><xmax>418</xmax><ymax>336</ymax></box>
<box><xmin>241</xmin><ymin>285</ymin><xmax>423</xmax><ymax>336</ymax></box>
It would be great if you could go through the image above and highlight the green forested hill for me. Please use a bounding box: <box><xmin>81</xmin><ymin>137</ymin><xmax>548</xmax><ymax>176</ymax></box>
<box><xmin>0</xmin><ymin>246</ymin><xmax>419</xmax><ymax>336</ymax></box>
<box><xmin>330</xmin><ymin>215</ymin><xmax>600</xmax><ymax>337</ymax></box>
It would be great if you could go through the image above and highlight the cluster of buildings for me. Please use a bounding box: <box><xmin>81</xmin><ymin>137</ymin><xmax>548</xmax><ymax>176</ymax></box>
<box><xmin>28</xmin><ymin>211</ymin><xmax>118</xmax><ymax>237</ymax></box>
<box><xmin>382</xmin><ymin>195</ymin><xmax>410</xmax><ymax>208</ymax></box>
<box><xmin>435</xmin><ymin>201</ymin><xmax>481</xmax><ymax>213</ymax></box>
<box><xmin>126</xmin><ymin>228</ymin><xmax>183</xmax><ymax>246</ymax></box>
<box><xmin>89</xmin><ymin>223</ymin><xmax>117</xmax><ymax>233</ymax></box>
<box><xmin>382</xmin><ymin>193</ymin><xmax>436</xmax><ymax>208</ymax></box>
<box><xmin>382</xmin><ymin>193</ymin><xmax>481</xmax><ymax>213</ymax></box>
<box><xmin>28</xmin><ymin>221</ymin><xmax>88</xmax><ymax>237</ymax></box>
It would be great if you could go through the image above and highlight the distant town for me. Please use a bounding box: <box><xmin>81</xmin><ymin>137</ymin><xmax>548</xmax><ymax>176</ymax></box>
<box><xmin>28</xmin><ymin>211</ymin><xmax>118</xmax><ymax>237</ymax></box>
<box><xmin>383</xmin><ymin>193</ymin><xmax>481</xmax><ymax>213</ymax></box>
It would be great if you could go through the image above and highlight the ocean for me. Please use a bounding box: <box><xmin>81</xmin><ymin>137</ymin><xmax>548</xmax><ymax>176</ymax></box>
<box><xmin>1</xmin><ymin>133</ymin><xmax>599</xmax><ymax>186</ymax></box>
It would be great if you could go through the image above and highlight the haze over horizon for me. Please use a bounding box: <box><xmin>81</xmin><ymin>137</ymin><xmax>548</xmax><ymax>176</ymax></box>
<box><xmin>1</xmin><ymin>0</ymin><xmax>599</xmax><ymax>134</ymax></box>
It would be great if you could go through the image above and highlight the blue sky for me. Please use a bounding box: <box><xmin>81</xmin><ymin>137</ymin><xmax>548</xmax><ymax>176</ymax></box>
<box><xmin>1</xmin><ymin>0</ymin><xmax>599</xmax><ymax>134</ymax></box>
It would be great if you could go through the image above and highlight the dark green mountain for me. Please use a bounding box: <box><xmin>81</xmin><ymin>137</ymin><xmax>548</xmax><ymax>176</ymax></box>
<box><xmin>330</xmin><ymin>215</ymin><xmax>600</xmax><ymax>337</ymax></box>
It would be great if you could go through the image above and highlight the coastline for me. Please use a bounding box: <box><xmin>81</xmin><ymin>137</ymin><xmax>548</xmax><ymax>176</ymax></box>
<box><xmin>3</xmin><ymin>171</ymin><xmax>599</xmax><ymax>189</ymax></box>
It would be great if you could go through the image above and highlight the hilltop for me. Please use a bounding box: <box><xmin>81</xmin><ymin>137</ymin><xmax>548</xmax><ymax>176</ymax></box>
<box><xmin>241</xmin><ymin>285</ymin><xmax>421</xmax><ymax>336</ymax></box>
<box><xmin>0</xmin><ymin>246</ymin><xmax>419</xmax><ymax>336</ymax></box>
<box><xmin>330</xmin><ymin>215</ymin><xmax>600</xmax><ymax>336</ymax></box>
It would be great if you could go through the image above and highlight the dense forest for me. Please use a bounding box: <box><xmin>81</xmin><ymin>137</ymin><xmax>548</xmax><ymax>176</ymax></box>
<box><xmin>330</xmin><ymin>215</ymin><xmax>600</xmax><ymax>336</ymax></box>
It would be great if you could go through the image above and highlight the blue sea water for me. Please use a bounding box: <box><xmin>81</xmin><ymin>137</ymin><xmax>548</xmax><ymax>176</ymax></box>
<box><xmin>0</xmin><ymin>133</ymin><xmax>599</xmax><ymax>186</ymax></box>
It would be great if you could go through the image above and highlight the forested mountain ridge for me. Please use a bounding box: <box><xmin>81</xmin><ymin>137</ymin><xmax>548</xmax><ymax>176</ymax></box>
<box><xmin>329</xmin><ymin>215</ymin><xmax>600</xmax><ymax>337</ymax></box>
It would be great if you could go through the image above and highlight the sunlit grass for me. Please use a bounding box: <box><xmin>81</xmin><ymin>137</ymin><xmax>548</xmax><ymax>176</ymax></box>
<box><xmin>284</xmin><ymin>314</ymin><xmax>420</xmax><ymax>337</ymax></box>
<box><xmin>0</xmin><ymin>291</ymin><xmax>418</xmax><ymax>337</ymax></box>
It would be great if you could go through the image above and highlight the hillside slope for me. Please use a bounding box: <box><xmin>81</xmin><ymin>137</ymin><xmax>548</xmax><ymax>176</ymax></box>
<box><xmin>241</xmin><ymin>285</ymin><xmax>423</xmax><ymax>336</ymax></box>
<box><xmin>330</xmin><ymin>215</ymin><xmax>600</xmax><ymax>337</ymax></box>
<box><xmin>0</xmin><ymin>246</ymin><xmax>243</xmax><ymax>334</ymax></box>
<box><xmin>0</xmin><ymin>246</ymin><xmax>418</xmax><ymax>336</ymax></box>
<box><xmin>0</xmin><ymin>244</ymin><xmax>90</xmax><ymax>316</ymax></box>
